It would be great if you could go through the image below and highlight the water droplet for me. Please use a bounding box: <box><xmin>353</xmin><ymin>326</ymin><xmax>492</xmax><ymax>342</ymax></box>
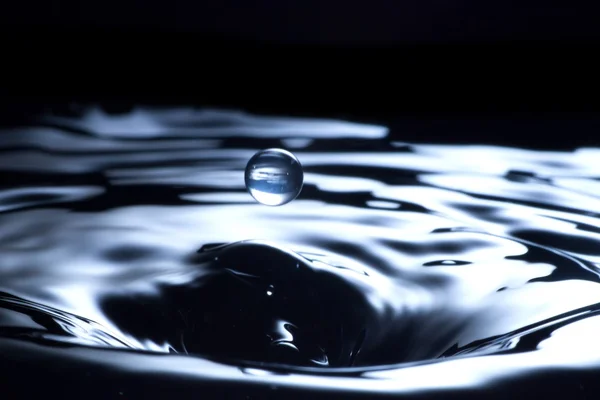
<box><xmin>244</xmin><ymin>148</ymin><xmax>304</xmax><ymax>206</ymax></box>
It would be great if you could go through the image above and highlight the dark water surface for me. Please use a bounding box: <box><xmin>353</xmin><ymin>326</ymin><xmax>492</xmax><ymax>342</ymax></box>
<box><xmin>2</xmin><ymin>107</ymin><xmax>600</xmax><ymax>398</ymax></box>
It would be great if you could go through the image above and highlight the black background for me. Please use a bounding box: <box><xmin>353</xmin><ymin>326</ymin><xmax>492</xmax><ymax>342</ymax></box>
<box><xmin>1</xmin><ymin>1</ymin><xmax>600</xmax><ymax>145</ymax></box>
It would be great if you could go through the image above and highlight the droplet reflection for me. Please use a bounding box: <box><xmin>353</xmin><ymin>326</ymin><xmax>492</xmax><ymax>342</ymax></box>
<box><xmin>244</xmin><ymin>148</ymin><xmax>304</xmax><ymax>206</ymax></box>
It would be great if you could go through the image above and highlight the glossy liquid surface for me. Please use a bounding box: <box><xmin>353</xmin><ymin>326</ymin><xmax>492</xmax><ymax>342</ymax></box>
<box><xmin>1</xmin><ymin>107</ymin><xmax>600</xmax><ymax>398</ymax></box>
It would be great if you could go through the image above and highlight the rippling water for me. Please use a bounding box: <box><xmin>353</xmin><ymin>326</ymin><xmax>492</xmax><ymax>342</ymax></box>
<box><xmin>2</xmin><ymin>107</ymin><xmax>600</xmax><ymax>398</ymax></box>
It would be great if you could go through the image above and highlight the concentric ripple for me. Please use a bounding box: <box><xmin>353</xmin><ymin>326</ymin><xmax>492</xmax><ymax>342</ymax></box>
<box><xmin>1</xmin><ymin>107</ymin><xmax>600</xmax><ymax>398</ymax></box>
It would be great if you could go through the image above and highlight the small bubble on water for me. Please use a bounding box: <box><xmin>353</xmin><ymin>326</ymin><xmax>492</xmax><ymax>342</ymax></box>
<box><xmin>245</xmin><ymin>148</ymin><xmax>304</xmax><ymax>206</ymax></box>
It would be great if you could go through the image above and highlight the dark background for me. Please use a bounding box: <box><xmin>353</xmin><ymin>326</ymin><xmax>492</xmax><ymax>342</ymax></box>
<box><xmin>1</xmin><ymin>0</ymin><xmax>600</xmax><ymax>146</ymax></box>
<box><xmin>3</xmin><ymin>0</ymin><xmax>600</xmax><ymax>44</ymax></box>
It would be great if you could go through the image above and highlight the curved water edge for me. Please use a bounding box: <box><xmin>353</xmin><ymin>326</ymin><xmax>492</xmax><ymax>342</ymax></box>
<box><xmin>1</xmin><ymin>106</ymin><xmax>600</xmax><ymax>397</ymax></box>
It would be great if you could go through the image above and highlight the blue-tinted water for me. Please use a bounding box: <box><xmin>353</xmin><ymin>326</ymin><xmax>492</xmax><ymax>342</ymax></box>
<box><xmin>1</xmin><ymin>107</ymin><xmax>600</xmax><ymax>398</ymax></box>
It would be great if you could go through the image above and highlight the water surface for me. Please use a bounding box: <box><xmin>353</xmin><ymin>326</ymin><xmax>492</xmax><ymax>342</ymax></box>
<box><xmin>1</xmin><ymin>107</ymin><xmax>600</xmax><ymax>398</ymax></box>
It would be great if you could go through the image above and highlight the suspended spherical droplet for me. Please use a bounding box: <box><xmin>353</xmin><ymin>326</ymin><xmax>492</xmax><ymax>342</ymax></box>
<box><xmin>245</xmin><ymin>148</ymin><xmax>304</xmax><ymax>206</ymax></box>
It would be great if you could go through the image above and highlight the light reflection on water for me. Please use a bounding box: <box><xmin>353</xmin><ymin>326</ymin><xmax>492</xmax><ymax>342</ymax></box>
<box><xmin>1</xmin><ymin>107</ymin><xmax>600</xmax><ymax>397</ymax></box>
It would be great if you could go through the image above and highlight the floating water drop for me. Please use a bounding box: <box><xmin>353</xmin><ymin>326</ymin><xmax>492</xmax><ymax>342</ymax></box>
<box><xmin>244</xmin><ymin>148</ymin><xmax>304</xmax><ymax>206</ymax></box>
